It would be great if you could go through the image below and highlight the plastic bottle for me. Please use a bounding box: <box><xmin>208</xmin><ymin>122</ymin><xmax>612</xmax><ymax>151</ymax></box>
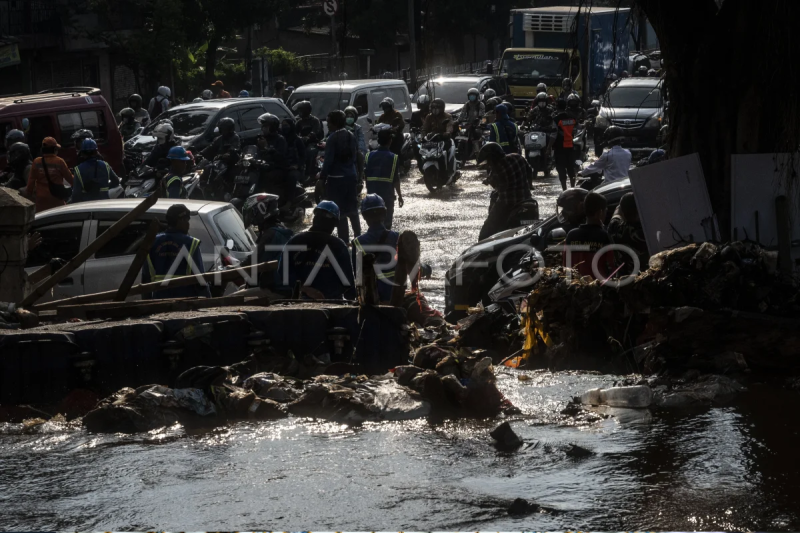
<box><xmin>580</xmin><ymin>385</ymin><xmax>653</xmax><ymax>408</ymax></box>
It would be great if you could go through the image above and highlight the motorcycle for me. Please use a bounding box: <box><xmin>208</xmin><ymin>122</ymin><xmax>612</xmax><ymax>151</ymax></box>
<box><xmin>401</xmin><ymin>127</ymin><xmax>422</xmax><ymax>174</ymax></box>
<box><xmin>200</xmin><ymin>156</ymin><xmax>233</xmax><ymax>202</ymax></box>
<box><xmin>420</xmin><ymin>133</ymin><xmax>459</xmax><ymax>192</ymax></box>
<box><xmin>455</xmin><ymin>119</ymin><xmax>485</xmax><ymax>165</ymax></box>
<box><xmin>182</xmin><ymin>169</ymin><xmax>204</xmax><ymax>199</ymax></box>
<box><xmin>124</xmin><ymin>164</ymin><xmax>160</xmax><ymax>198</ymax></box>
<box><xmin>521</xmin><ymin>125</ymin><xmax>556</xmax><ymax>178</ymax></box>
<box><xmin>573</xmin><ymin>122</ymin><xmax>590</xmax><ymax>173</ymax></box>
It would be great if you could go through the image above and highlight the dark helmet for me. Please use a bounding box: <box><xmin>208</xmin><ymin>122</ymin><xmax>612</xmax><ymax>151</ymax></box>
<box><xmin>81</xmin><ymin>138</ymin><xmax>98</xmax><ymax>152</ymax></box>
<box><xmin>128</xmin><ymin>93</ymin><xmax>143</xmax><ymax>108</ymax></box>
<box><xmin>638</xmin><ymin>65</ymin><xmax>648</xmax><ymax>76</ymax></box>
<box><xmin>604</xmin><ymin>125</ymin><xmax>625</xmax><ymax>145</ymax></box>
<box><xmin>485</xmin><ymin>98</ymin><xmax>498</xmax><ymax>113</ymax></box>
<box><xmin>567</xmin><ymin>93</ymin><xmax>581</xmax><ymax>109</ymax></box>
<box><xmin>218</xmin><ymin>117</ymin><xmax>236</xmax><ymax>135</ymax></box>
<box><xmin>5</xmin><ymin>129</ymin><xmax>25</xmax><ymax>148</ymax></box>
<box><xmin>483</xmin><ymin>88</ymin><xmax>496</xmax><ymax>100</ymax></box>
<box><xmin>648</xmin><ymin>68</ymin><xmax>658</xmax><ymax>77</ymax></box>
<box><xmin>120</xmin><ymin>107</ymin><xmax>136</xmax><ymax>120</ymax></box>
<box><xmin>477</xmin><ymin>142</ymin><xmax>506</xmax><ymax>167</ymax></box>
<box><xmin>292</xmin><ymin>100</ymin><xmax>312</xmax><ymax>116</ymax></box>
<box><xmin>344</xmin><ymin>105</ymin><xmax>359</xmax><ymax>118</ymax></box>
<box><xmin>379</xmin><ymin>97</ymin><xmax>395</xmax><ymax>111</ymax></box>
<box><xmin>562</xmin><ymin>78</ymin><xmax>573</xmax><ymax>90</ymax></box>
<box><xmin>243</xmin><ymin>193</ymin><xmax>280</xmax><ymax>229</ymax></box>
<box><xmin>416</xmin><ymin>94</ymin><xmax>431</xmax><ymax>109</ymax></box>
<box><xmin>467</xmin><ymin>87</ymin><xmax>480</xmax><ymax>101</ymax></box>
<box><xmin>489</xmin><ymin>96</ymin><xmax>503</xmax><ymax>108</ymax></box>
<box><xmin>535</xmin><ymin>92</ymin><xmax>549</xmax><ymax>107</ymax></box>
<box><xmin>557</xmin><ymin>187</ymin><xmax>589</xmax><ymax>224</ymax></box>
<box><xmin>536</xmin><ymin>83</ymin><xmax>548</xmax><ymax>94</ymax></box>
<box><xmin>7</xmin><ymin>142</ymin><xmax>31</xmax><ymax>165</ymax></box>
<box><xmin>71</xmin><ymin>129</ymin><xmax>94</xmax><ymax>143</ymax></box>
<box><xmin>431</xmin><ymin>98</ymin><xmax>445</xmax><ymax>114</ymax></box>
<box><xmin>258</xmin><ymin>113</ymin><xmax>280</xmax><ymax>133</ymax></box>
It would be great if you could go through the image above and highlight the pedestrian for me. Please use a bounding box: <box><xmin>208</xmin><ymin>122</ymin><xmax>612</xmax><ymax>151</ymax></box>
<box><xmin>70</xmin><ymin>139</ymin><xmax>120</xmax><ymax>203</ymax></box>
<box><xmin>128</xmin><ymin>94</ymin><xmax>150</xmax><ymax>126</ymax></box>
<box><xmin>272</xmin><ymin>80</ymin><xmax>287</xmax><ymax>102</ymax></box>
<box><xmin>553</xmin><ymin>100</ymin><xmax>578</xmax><ymax>190</ymax></box>
<box><xmin>562</xmin><ymin>192</ymin><xmax>615</xmax><ymax>280</ymax></box>
<box><xmin>141</xmin><ymin>204</ymin><xmax>211</xmax><ymax>300</ymax></box>
<box><xmin>320</xmin><ymin>109</ymin><xmax>359</xmax><ymax>242</ymax></box>
<box><xmin>277</xmin><ymin>201</ymin><xmax>356</xmax><ymax>300</ymax></box>
<box><xmin>162</xmin><ymin>146</ymin><xmax>192</xmax><ymax>198</ymax></box>
<box><xmin>476</xmin><ymin>142</ymin><xmax>533</xmax><ymax>241</ymax></box>
<box><xmin>352</xmin><ymin>194</ymin><xmax>399</xmax><ymax>303</ymax></box>
<box><xmin>24</xmin><ymin>137</ymin><xmax>73</xmax><ymax>213</ymax></box>
<box><xmin>238</xmin><ymin>90</ymin><xmax>250</xmax><ymax>98</ymax></box>
<box><xmin>578</xmin><ymin>126</ymin><xmax>631</xmax><ymax>185</ymax></box>
<box><xmin>489</xmin><ymin>104</ymin><xmax>520</xmax><ymax>154</ymax></box>
<box><xmin>364</xmin><ymin>128</ymin><xmax>404</xmax><ymax>229</ymax></box>
<box><xmin>147</xmin><ymin>86</ymin><xmax>171</xmax><ymax>118</ymax></box>
<box><xmin>211</xmin><ymin>80</ymin><xmax>231</xmax><ymax>99</ymax></box>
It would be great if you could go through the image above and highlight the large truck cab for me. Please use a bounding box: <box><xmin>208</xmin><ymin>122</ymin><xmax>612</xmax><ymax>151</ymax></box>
<box><xmin>499</xmin><ymin>48</ymin><xmax>582</xmax><ymax>118</ymax></box>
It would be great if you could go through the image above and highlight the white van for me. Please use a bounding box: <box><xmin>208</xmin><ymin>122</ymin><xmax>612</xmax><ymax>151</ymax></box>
<box><xmin>287</xmin><ymin>80</ymin><xmax>412</xmax><ymax>143</ymax></box>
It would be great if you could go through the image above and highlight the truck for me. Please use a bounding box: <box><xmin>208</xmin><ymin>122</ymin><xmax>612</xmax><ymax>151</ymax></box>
<box><xmin>499</xmin><ymin>6</ymin><xmax>631</xmax><ymax>119</ymax></box>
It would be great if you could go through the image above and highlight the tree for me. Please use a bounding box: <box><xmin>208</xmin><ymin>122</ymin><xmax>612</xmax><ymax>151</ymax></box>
<box><xmin>632</xmin><ymin>0</ymin><xmax>800</xmax><ymax>234</ymax></box>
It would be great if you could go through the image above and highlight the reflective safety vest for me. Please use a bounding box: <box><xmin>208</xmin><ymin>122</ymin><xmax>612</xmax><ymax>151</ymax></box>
<box><xmin>352</xmin><ymin>226</ymin><xmax>399</xmax><ymax>303</ymax></box>
<box><xmin>491</xmin><ymin>120</ymin><xmax>519</xmax><ymax>153</ymax></box>
<box><xmin>163</xmin><ymin>173</ymin><xmax>187</xmax><ymax>198</ymax></box>
<box><xmin>364</xmin><ymin>148</ymin><xmax>398</xmax><ymax>201</ymax></box>
<box><xmin>74</xmin><ymin>160</ymin><xmax>113</xmax><ymax>193</ymax></box>
<box><xmin>146</xmin><ymin>233</ymin><xmax>201</xmax><ymax>282</ymax></box>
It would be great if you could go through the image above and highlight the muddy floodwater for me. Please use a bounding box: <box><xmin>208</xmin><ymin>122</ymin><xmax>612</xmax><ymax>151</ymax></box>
<box><xmin>2</xmin><ymin>168</ymin><xmax>799</xmax><ymax>530</ymax></box>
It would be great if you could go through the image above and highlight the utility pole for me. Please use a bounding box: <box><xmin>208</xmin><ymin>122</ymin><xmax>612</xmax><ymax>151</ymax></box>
<box><xmin>408</xmin><ymin>0</ymin><xmax>417</xmax><ymax>90</ymax></box>
<box><xmin>330</xmin><ymin>14</ymin><xmax>336</xmax><ymax>78</ymax></box>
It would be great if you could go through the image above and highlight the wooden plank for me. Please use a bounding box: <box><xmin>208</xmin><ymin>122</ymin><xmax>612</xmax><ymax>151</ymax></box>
<box><xmin>56</xmin><ymin>294</ymin><xmax>249</xmax><ymax>321</ymax></box>
<box><xmin>19</xmin><ymin>192</ymin><xmax>160</xmax><ymax>308</ymax></box>
<box><xmin>114</xmin><ymin>218</ymin><xmax>162</xmax><ymax>302</ymax></box>
<box><xmin>27</xmin><ymin>263</ymin><xmax>53</xmax><ymax>285</ymax></box>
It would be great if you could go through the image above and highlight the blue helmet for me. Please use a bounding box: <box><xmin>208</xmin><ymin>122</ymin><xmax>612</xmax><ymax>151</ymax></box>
<box><xmin>5</xmin><ymin>129</ymin><xmax>25</xmax><ymax>147</ymax></box>
<box><xmin>81</xmin><ymin>138</ymin><xmax>98</xmax><ymax>152</ymax></box>
<box><xmin>239</xmin><ymin>90</ymin><xmax>250</xmax><ymax>97</ymax></box>
<box><xmin>167</xmin><ymin>146</ymin><xmax>191</xmax><ymax>161</ymax></box>
<box><xmin>495</xmin><ymin>104</ymin><xmax>508</xmax><ymax>117</ymax></box>
<box><xmin>648</xmin><ymin>149</ymin><xmax>667</xmax><ymax>165</ymax></box>
<box><xmin>361</xmin><ymin>193</ymin><xmax>386</xmax><ymax>213</ymax></box>
<box><xmin>314</xmin><ymin>200</ymin><xmax>340</xmax><ymax>221</ymax></box>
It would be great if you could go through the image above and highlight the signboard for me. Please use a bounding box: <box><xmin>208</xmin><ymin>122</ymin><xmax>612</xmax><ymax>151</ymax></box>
<box><xmin>0</xmin><ymin>44</ymin><xmax>21</xmax><ymax>69</ymax></box>
<box><xmin>323</xmin><ymin>0</ymin><xmax>338</xmax><ymax>16</ymax></box>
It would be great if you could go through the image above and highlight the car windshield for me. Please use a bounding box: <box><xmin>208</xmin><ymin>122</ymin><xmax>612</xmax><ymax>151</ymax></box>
<box><xmin>286</xmin><ymin>92</ymin><xmax>351</xmax><ymax>118</ymax></box>
<box><xmin>501</xmin><ymin>53</ymin><xmax>568</xmax><ymax>80</ymax></box>
<box><xmin>415</xmin><ymin>81</ymin><xmax>478</xmax><ymax>104</ymax></box>
<box><xmin>143</xmin><ymin>108</ymin><xmax>215</xmax><ymax>137</ymax></box>
<box><xmin>606</xmin><ymin>86</ymin><xmax>662</xmax><ymax>108</ymax></box>
<box><xmin>213</xmin><ymin>207</ymin><xmax>256</xmax><ymax>253</ymax></box>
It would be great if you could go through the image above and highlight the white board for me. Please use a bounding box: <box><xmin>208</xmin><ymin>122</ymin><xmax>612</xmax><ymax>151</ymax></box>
<box><xmin>628</xmin><ymin>153</ymin><xmax>717</xmax><ymax>255</ymax></box>
<box><xmin>731</xmin><ymin>153</ymin><xmax>800</xmax><ymax>253</ymax></box>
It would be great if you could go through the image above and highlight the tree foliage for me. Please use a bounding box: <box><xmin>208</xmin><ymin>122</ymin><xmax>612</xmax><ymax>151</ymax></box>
<box><xmin>253</xmin><ymin>47</ymin><xmax>310</xmax><ymax>77</ymax></box>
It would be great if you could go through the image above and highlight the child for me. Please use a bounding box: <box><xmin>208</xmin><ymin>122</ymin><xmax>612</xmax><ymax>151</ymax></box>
<box><xmin>25</xmin><ymin>137</ymin><xmax>73</xmax><ymax>213</ymax></box>
<box><xmin>563</xmin><ymin>192</ymin><xmax>615</xmax><ymax>279</ymax></box>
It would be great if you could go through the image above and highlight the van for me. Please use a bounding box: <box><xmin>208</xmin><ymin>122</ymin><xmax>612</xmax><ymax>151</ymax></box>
<box><xmin>287</xmin><ymin>80</ymin><xmax>412</xmax><ymax>143</ymax></box>
<box><xmin>0</xmin><ymin>88</ymin><xmax>124</xmax><ymax>174</ymax></box>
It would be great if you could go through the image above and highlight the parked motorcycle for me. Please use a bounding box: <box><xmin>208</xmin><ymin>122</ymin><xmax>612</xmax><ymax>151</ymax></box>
<box><xmin>420</xmin><ymin>133</ymin><xmax>459</xmax><ymax>192</ymax></box>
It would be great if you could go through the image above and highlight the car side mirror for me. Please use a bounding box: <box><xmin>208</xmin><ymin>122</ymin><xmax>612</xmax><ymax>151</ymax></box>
<box><xmin>548</xmin><ymin>228</ymin><xmax>567</xmax><ymax>244</ymax></box>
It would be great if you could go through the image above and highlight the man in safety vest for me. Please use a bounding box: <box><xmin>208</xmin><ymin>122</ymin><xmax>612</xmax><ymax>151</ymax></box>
<box><xmin>488</xmin><ymin>104</ymin><xmax>520</xmax><ymax>154</ymax></box>
<box><xmin>141</xmin><ymin>203</ymin><xmax>211</xmax><ymax>300</ymax></box>
<box><xmin>554</xmin><ymin>100</ymin><xmax>578</xmax><ymax>190</ymax></box>
<box><xmin>364</xmin><ymin>128</ymin><xmax>404</xmax><ymax>229</ymax></box>
<box><xmin>352</xmin><ymin>194</ymin><xmax>399</xmax><ymax>304</ymax></box>
<box><xmin>70</xmin><ymin>139</ymin><xmax>121</xmax><ymax>203</ymax></box>
<box><xmin>163</xmin><ymin>146</ymin><xmax>191</xmax><ymax>198</ymax></box>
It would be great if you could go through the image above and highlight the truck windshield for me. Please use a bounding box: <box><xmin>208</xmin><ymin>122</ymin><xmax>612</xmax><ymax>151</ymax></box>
<box><xmin>606</xmin><ymin>86</ymin><xmax>662</xmax><ymax>108</ymax></box>
<box><xmin>501</xmin><ymin>53</ymin><xmax>568</xmax><ymax>80</ymax></box>
<box><xmin>415</xmin><ymin>81</ymin><xmax>479</xmax><ymax>104</ymax></box>
<box><xmin>286</xmin><ymin>92</ymin><xmax>351</xmax><ymax>118</ymax></box>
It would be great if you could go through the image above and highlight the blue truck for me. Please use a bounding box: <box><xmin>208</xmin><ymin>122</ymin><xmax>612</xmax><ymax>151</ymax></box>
<box><xmin>499</xmin><ymin>6</ymin><xmax>631</xmax><ymax>118</ymax></box>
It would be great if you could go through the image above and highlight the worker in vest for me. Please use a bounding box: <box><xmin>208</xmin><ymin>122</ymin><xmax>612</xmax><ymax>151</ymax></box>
<box><xmin>488</xmin><ymin>104</ymin><xmax>520</xmax><ymax>154</ymax></box>
<box><xmin>141</xmin><ymin>204</ymin><xmax>211</xmax><ymax>300</ymax></box>
<box><xmin>163</xmin><ymin>146</ymin><xmax>191</xmax><ymax>198</ymax></box>
<box><xmin>364</xmin><ymin>128</ymin><xmax>404</xmax><ymax>229</ymax></box>
<box><xmin>70</xmin><ymin>139</ymin><xmax>121</xmax><ymax>203</ymax></box>
<box><xmin>352</xmin><ymin>194</ymin><xmax>399</xmax><ymax>303</ymax></box>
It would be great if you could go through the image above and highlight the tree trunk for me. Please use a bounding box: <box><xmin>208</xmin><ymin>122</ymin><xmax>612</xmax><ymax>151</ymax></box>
<box><xmin>205</xmin><ymin>33</ymin><xmax>220</xmax><ymax>85</ymax></box>
<box><xmin>635</xmin><ymin>0</ymin><xmax>800</xmax><ymax>237</ymax></box>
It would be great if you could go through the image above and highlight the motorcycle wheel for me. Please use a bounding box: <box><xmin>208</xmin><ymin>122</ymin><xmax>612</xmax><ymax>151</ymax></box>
<box><xmin>423</xmin><ymin>166</ymin><xmax>439</xmax><ymax>193</ymax></box>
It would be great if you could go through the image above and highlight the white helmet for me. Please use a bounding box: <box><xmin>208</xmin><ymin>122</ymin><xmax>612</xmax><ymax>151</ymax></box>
<box><xmin>158</xmin><ymin>86</ymin><xmax>171</xmax><ymax>98</ymax></box>
<box><xmin>192</xmin><ymin>97</ymin><xmax>203</xmax><ymax>103</ymax></box>
<box><xmin>153</xmin><ymin>123</ymin><xmax>174</xmax><ymax>145</ymax></box>
<box><xmin>202</xmin><ymin>89</ymin><xmax>213</xmax><ymax>100</ymax></box>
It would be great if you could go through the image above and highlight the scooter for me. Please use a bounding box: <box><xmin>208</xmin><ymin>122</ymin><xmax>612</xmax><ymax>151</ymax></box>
<box><xmin>455</xmin><ymin>119</ymin><xmax>485</xmax><ymax>165</ymax></box>
<box><xmin>521</xmin><ymin>125</ymin><xmax>556</xmax><ymax>178</ymax></box>
<box><xmin>124</xmin><ymin>164</ymin><xmax>160</xmax><ymax>198</ymax></box>
<box><xmin>200</xmin><ymin>156</ymin><xmax>233</xmax><ymax>201</ymax></box>
<box><xmin>401</xmin><ymin>127</ymin><xmax>422</xmax><ymax>174</ymax></box>
<box><xmin>420</xmin><ymin>133</ymin><xmax>459</xmax><ymax>192</ymax></box>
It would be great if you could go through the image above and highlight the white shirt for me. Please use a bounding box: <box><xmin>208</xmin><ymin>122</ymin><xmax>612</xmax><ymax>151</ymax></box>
<box><xmin>582</xmin><ymin>145</ymin><xmax>631</xmax><ymax>184</ymax></box>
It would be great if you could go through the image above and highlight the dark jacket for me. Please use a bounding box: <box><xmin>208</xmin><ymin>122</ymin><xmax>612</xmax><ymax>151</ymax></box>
<box><xmin>71</xmin><ymin>158</ymin><xmax>120</xmax><ymax>203</ymax></box>
<box><xmin>142</xmin><ymin>230</ymin><xmax>211</xmax><ymax>299</ymax></box>
<box><xmin>200</xmin><ymin>133</ymin><xmax>241</xmax><ymax>161</ymax></box>
<box><xmin>352</xmin><ymin>223</ymin><xmax>400</xmax><ymax>302</ymax></box>
<box><xmin>321</xmin><ymin>128</ymin><xmax>357</xmax><ymax>180</ymax></box>
<box><xmin>145</xmin><ymin>140</ymin><xmax>178</xmax><ymax>168</ymax></box>
<box><xmin>378</xmin><ymin>109</ymin><xmax>405</xmax><ymax>133</ymax></box>
<box><xmin>489</xmin><ymin>117</ymin><xmax>520</xmax><ymax>154</ymax></box>
<box><xmin>258</xmin><ymin>133</ymin><xmax>289</xmax><ymax>170</ymax></box>
<box><xmin>278</xmin><ymin>229</ymin><xmax>356</xmax><ymax>300</ymax></box>
<box><xmin>296</xmin><ymin>115</ymin><xmax>324</xmax><ymax>142</ymax></box>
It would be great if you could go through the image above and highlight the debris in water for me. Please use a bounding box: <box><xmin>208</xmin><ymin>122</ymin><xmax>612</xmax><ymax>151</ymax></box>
<box><xmin>490</xmin><ymin>420</ymin><xmax>523</xmax><ymax>450</ymax></box>
<box><xmin>507</xmin><ymin>497</ymin><xmax>540</xmax><ymax>516</ymax></box>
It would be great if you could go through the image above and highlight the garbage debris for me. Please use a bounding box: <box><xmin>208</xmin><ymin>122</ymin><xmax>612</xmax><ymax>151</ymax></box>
<box><xmin>564</xmin><ymin>443</ymin><xmax>594</xmax><ymax>458</ymax></box>
<box><xmin>580</xmin><ymin>385</ymin><xmax>653</xmax><ymax>408</ymax></box>
<box><xmin>0</xmin><ymin>302</ymin><xmax>39</xmax><ymax>330</ymax></box>
<box><xmin>490</xmin><ymin>421</ymin><xmax>523</xmax><ymax>450</ymax></box>
<box><xmin>507</xmin><ymin>498</ymin><xmax>540</xmax><ymax>516</ymax></box>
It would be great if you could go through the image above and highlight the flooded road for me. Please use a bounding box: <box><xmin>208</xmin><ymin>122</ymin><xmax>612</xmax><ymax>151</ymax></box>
<box><xmin>2</xmin><ymin>165</ymin><xmax>800</xmax><ymax>530</ymax></box>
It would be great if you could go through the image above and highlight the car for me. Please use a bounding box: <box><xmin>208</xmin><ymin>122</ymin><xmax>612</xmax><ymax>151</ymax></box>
<box><xmin>25</xmin><ymin>199</ymin><xmax>257</xmax><ymax>303</ymax></box>
<box><xmin>593</xmin><ymin>78</ymin><xmax>665</xmax><ymax>155</ymax></box>
<box><xmin>124</xmin><ymin>98</ymin><xmax>294</xmax><ymax>162</ymax></box>
<box><xmin>413</xmin><ymin>75</ymin><xmax>510</xmax><ymax>116</ymax></box>
<box><xmin>0</xmin><ymin>88</ymin><xmax>124</xmax><ymax>174</ymax></box>
<box><xmin>286</xmin><ymin>79</ymin><xmax>412</xmax><ymax>144</ymax></box>
<box><xmin>444</xmin><ymin>179</ymin><xmax>632</xmax><ymax>321</ymax></box>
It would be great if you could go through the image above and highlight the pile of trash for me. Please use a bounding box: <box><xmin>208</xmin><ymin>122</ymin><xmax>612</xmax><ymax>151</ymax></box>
<box><xmin>524</xmin><ymin>242</ymin><xmax>800</xmax><ymax>373</ymax></box>
<box><xmin>82</xmin><ymin>344</ymin><xmax>511</xmax><ymax>433</ymax></box>
<box><xmin>0</xmin><ymin>302</ymin><xmax>39</xmax><ymax>330</ymax></box>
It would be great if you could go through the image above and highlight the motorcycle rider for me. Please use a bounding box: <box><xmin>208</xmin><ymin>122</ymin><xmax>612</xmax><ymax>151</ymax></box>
<box><xmin>200</xmin><ymin>117</ymin><xmax>241</xmax><ymax>162</ymax></box>
<box><xmin>488</xmin><ymin>104</ymin><xmax>520</xmax><ymax>154</ymax></box>
<box><xmin>162</xmin><ymin>146</ymin><xmax>192</xmax><ymax>198</ymax></box>
<box><xmin>241</xmin><ymin>193</ymin><xmax>295</xmax><ymax>283</ymax></box>
<box><xmin>148</xmin><ymin>86</ymin><xmax>171</xmax><ymax>118</ymax></box>
<box><xmin>421</xmin><ymin>98</ymin><xmax>454</xmax><ymax>170</ymax></box>
<box><xmin>377</xmin><ymin>97</ymin><xmax>406</xmax><ymax>161</ymax></box>
<box><xmin>1</xmin><ymin>142</ymin><xmax>32</xmax><ymax>190</ymax></box>
<box><xmin>128</xmin><ymin>94</ymin><xmax>150</xmax><ymax>126</ymax></box>
<box><xmin>364</xmin><ymin>129</ymin><xmax>404</xmax><ymax>230</ymax></box>
<box><xmin>578</xmin><ymin>125</ymin><xmax>631</xmax><ymax>185</ymax></box>
<box><xmin>476</xmin><ymin>142</ymin><xmax>533</xmax><ymax>241</ymax></box>
<box><xmin>566</xmin><ymin>93</ymin><xmax>586</xmax><ymax>122</ymax></box>
<box><xmin>145</xmin><ymin>122</ymin><xmax>178</xmax><ymax>169</ymax></box>
<box><xmin>483</xmin><ymin>97</ymin><xmax>500</xmax><ymax>124</ymax></box>
<box><xmin>201</xmin><ymin>89</ymin><xmax>213</xmax><ymax>101</ymax></box>
<box><xmin>458</xmin><ymin>88</ymin><xmax>486</xmax><ymax>158</ymax></box>
<box><xmin>556</xmin><ymin>78</ymin><xmax>578</xmax><ymax>105</ymax></box>
<box><xmin>554</xmin><ymin>100</ymin><xmax>578</xmax><ymax>190</ymax></box>
<box><xmin>294</xmin><ymin>100</ymin><xmax>324</xmax><ymax>142</ymax></box>
<box><xmin>351</xmin><ymin>194</ymin><xmax>400</xmax><ymax>303</ymax></box>
<box><xmin>525</xmin><ymin>92</ymin><xmax>555</xmax><ymax>128</ymax></box>
<box><xmin>118</xmin><ymin>108</ymin><xmax>139</xmax><ymax>141</ymax></box>
<box><xmin>256</xmin><ymin>113</ymin><xmax>290</xmax><ymax>207</ymax></box>
<box><xmin>4</xmin><ymin>129</ymin><xmax>25</xmax><ymax>151</ymax></box>
<box><xmin>320</xmin><ymin>109</ymin><xmax>360</xmax><ymax>242</ymax></box>
<box><xmin>281</xmin><ymin>118</ymin><xmax>306</xmax><ymax>210</ymax></box>
<box><xmin>71</xmin><ymin>139</ymin><xmax>121</xmax><ymax>203</ymax></box>
<box><xmin>410</xmin><ymin>94</ymin><xmax>431</xmax><ymax>129</ymax></box>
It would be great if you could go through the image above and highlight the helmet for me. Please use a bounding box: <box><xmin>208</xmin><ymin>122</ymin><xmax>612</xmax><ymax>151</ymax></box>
<box><xmin>431</xmin><ymin>98</ymin><xmax>445</xmax><ymax>110</ymax></box>
<box><xmin>292</xmin><ymin>100</ymin><xmax>312</xmax><ymax>116</ymax></box>
<box><xmin>604</xmin><ymin>125</ymin><xmax>625</xmax><ymax>145</ymax></box>
<box><xmin>218</xmin><ymin>117</ymin><xmax>236</xmax><ymax>135</ymax></box>
<box><xmin>7</xmin><ymin>142</ymin><xmax>31</xmax><ymax>165</ymax></box>
<box><xmin>286</xmin><ymin>86</ymin><xmax>295</xmax><ymax>92</ymax></box>
<box><xmin>536</xmin><ymin>83</ymin><xmax>547</xmax><ymax>94</ymax></box>
<box><xmin>488</xmin><ymin>96</ymin><xmax>503</xmax><ymax>108</ymax></box>
<box><xmin>382</xmin><ymin>71</ymin><xmax>394</xmax><ymax>79</ymax></box>
<box><xmin>638</xmin><ymin>65</ymin><xmax>648</xmax><ymax>76</ymax></box>
<box><xmin>485</xmin><ymin>99</ymin><xmax>498</xmax><ymax>113</ymax></box>
<box><xmin>344</xmin><ymin>106</ymin><xmax>359</xmax><ymax>118</ymax></box>
<box><xmin>202</xmin><ymin>89</ymin><xmax>213</xmax><ymax>100</ymax></box>
<box><xmin>648</xmin><ymin>149</ymin><xmax>667</xmax><ymax>165</ymax></box>
<box><xmin>192</xmin><ymin>97</ymin><xmax>204</xmax><ymax>103</ymax></box>
<box><xmin>416</xmin><ymin>94</ymin><xmax>431</xmax><ymax>109</ymax></box>
<box><xmin>5</xmin><ymin>129</ymin><xmax>25</xmax><ymax>148</ymax></box>
<box><xmin>120</xmin><ymin>107</ymin><xmax>136</xmax><ymax>120</ymax></box>
<box><xmin>495</xmin><ymin>104</ymin><xmax>509</xmax><ymax>117</ymax></box>
<box><xmin>71</xmin><ymin>129</ymin><xmax>94</xmax><ymax>144</ymax></box>
<box><xmin>243</xmin><ymin>193</ymin><xmax>280</xmax><ymax>228</ymax></box>
<box><xmin>257</xmin><ymin>113</ymin><xmax>280</xmax><ymax>132</ymax></box>
<box><xmin>648</xmin><ymin>69</ymin><xmax>658</xmax><ymax>77</ymax></box>
<box><xmin>562</xmin><ymin>78</ymin><xmax>573</xmax><ymax>90</ymax></box>
<box><xmin>477</xmin><ymin>142</ymin><xmax>506</xmax><ymax>167</ymax></box>
<box><xmin>483</xmin><ymin>88</ymin><xmax>496</xmax><ymax>99</ymax></box>
<box><xmin>157</xmin><ymin>86</ymin><xmax>171</xmax><ymax>98</ymax></box>
<box><xmin>153</xmin><ymin>123</ymin><xmax>174</xmax><ymax>144</ymax></box>
<box><xmin>239</xmin><ymin>90</ymin><xmax>250</xmax><ymax>97</ymax></box>
<box><xmin>314</xmin><ymin>200</ymin><xmax>340</xmax><ymax>221</ymax></box>
<box><xmin>621</xmin><ymin>70</ymin><xmax>629</xmax><ymax>78</ymax></box>
<box><xmin>80</xmin><ymin>138</ymin><xmax>98</xmax><ymax>152</ymax></box>
<box><xmin>567</xmin><ymin>93</ymin><xmax>581</xmax><ymax>109</ymax></box>
<box><xmin>467</xmin><ymin>88</ymin><xmax>480</xmax><ymax>101</ymax></box>
<box><xmin>535</xmin><ymin>92</ymin><xmax>549</xmax><ymax>107</ymax></box>
<box><xmin>361</xmin><ymin>193</ymin><xmax>386</xmax><ymax>213</ymax></box>
<box><xmin>557</xmin><ymin>187</ymin><xmax>589</xmax><ymax>224</ymax></box>
<box><xmin>128</xmin><ymin>94</ymin><xmax>143</xmax><ymax>108</ymax></box>
<box><xmin>167</xmin><ymin>146</ymin><xmax>191</xmax><ymax>161</ymax></box>
<box><xmin>379</xmin><ymin>97</ymin><xmax>395</xmax><ymax>111</ymax></box>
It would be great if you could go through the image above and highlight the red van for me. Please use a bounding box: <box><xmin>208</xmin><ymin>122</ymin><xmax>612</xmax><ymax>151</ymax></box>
<box><xmin>0</xmin><ymin>88</ymin><xmax>124</xmax><ymax>174</ymax></box>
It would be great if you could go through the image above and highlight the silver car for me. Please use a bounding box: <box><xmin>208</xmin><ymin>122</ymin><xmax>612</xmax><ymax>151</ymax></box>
<box><xmin>26</xmin><ymin>199</ymin><xmax>257</xmax><ymax>303</ymax></box>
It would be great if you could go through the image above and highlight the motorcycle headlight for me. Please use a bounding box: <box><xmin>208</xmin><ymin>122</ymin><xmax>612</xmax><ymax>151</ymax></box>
<box><xmin>645</xmin><ymin>116</ymin><xmax>662</xmax><ymax>129</ymax></box>
<box><xmin>595</xmin><ymin>116</ymin><xmax>610</xmax><ymax>128</ymax></box>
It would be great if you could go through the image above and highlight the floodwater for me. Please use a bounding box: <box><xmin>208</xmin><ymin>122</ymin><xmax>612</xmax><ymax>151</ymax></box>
<box><xmin>2</xmin><ymin>167</ymin><xmax>800</xmax><ymax>530</ymax></box>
